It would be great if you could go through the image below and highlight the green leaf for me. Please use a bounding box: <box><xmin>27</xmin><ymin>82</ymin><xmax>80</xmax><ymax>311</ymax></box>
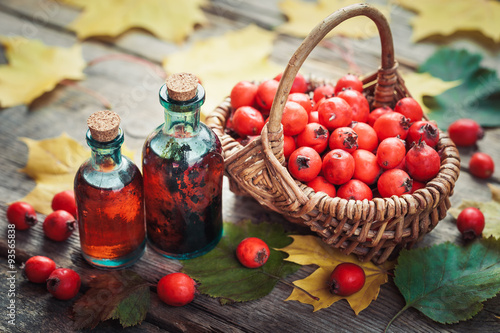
<box><xmin>182</xmin><ymin>221</ymin><xmax>300</xmax><ymax>304</ymax></box>
<box><xmin>418</xmin><ymin>48</ymin><xmax>500</xmax><ymax>129</ymax></box>
<box><xmin>73</xmin><ymin>270</ymin><xmax>150</xmax><ymax>329</ymax></box>
<box><xmin>391</xmin><ymin>238</ymin><xmax>500</xmax><ymax>327</ymax></box>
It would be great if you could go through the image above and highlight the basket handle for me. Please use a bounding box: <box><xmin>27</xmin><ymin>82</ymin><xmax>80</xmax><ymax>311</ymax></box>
<box><xmin>268</xmin><ymin>3</ymin><xmax>396</xmax><ymax>134</ymax></box>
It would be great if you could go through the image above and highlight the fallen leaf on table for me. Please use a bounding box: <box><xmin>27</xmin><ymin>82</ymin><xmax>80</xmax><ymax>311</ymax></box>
<box><xmin>73</xmin><ymin>270</ymin><xmax>150</xmax><ymax>329</ymax></box>
<box><xmin>182</xmin><ymin>220</ymin><xmax>300</xmax><ymax>304</ymax></box>
<box><xmin>396</xmin><ymin>0</ymin><xmax>500</xmax><ymax>43</ymax></box>
<box><xmin>18</xmin><ymin>133</ymin><xmax>135</xmax><ymax>214</ymax></box>
<box><xmin>62</xmin><ymin>0</ymin><xmax>207</xmax><ymax>43</ymax></box>
<box><xmin>277</xmin><ymin>235</ymin><xmax>393</xmax><ymax>314</ymax></box>
<box><xmin>162</xmin><ymin>24</ymin><xmax>282</xmax><ymax>118</ymax></box>
<box><xmin>0</xmin><ymin>37</ymin><xmax>85</xmax><ymax>108</ymax></box>
<box><xmin>417</xmin><ymin>47</ymin><xmax>500</xmax><ymax>129</ymax></box>
<box><xmin>448</xmin><ymin>184</ymin><xmax>500</xmax><ymax>239</ymax></box>
<box><xmin>402</xmin><ymin>72</ymin><xmax>460</xmax><ymax>114</ymax></box>
<box><xmin>277</xmin><ymin>0</ymin><xmax>390</xmax><ymax>39</ymax></box>
<box><xmin>390</xmin><ymin>238</ymin><xmax>500</xmax><ymax>328</ymax></box>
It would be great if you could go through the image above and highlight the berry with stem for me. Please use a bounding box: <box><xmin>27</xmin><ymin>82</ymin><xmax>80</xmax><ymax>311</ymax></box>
<box><xmin>236</xmin><ymin>237</ymin><xmax>270</xmax><ymax>268</ymax></box>
<box><xmin>47</xmin><ymin>268</ymin><xmax>81</xmax><ymax>300</ymax></box>
<box><xmin>328</xmin><ymin>262</ymin><xmax>365</xmax><ymax>296</ymax></box>
<box><xmin>456</xmin><ymin>207</ymin><xmax>485</xmax><ymax>240</ymax></box>
<box><xmin>43</xmin><ymin>210</ymin><xmax>76</xmax><ymax>242</ymax></box>
<box><xmin>6</xmin><ymin>202</ymin><xmax>38</xmax><ymax>230</ymax></box>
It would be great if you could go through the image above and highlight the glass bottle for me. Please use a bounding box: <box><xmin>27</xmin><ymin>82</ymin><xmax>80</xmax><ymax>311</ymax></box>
<box><xmin>74</xmin><ymin>110</ymin><xmax>146</xmax><ymax>269</ymax></box>
<box><xmin>142</xmin><ymin>72</ymin><xmax>224</xmax><ymax>259</ymax></box>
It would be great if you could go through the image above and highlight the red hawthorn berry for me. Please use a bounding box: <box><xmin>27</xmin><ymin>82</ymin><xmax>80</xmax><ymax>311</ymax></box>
<box><xmin>24</xmin><ymin>256</ymin><xmax>56</xmax><ymax>284</ymax></box>
<box><xmin>236</xmin><ymin>237</ymin><xmax>270</xmax><ymax>268</ymax></box>
<box><xmin>328</xmin><ymin>263</ymin><xmax>365</xmax><ymax>296</ymax></box>
<box><xmin>322</xmin><ymin>149</ymin><xmax>355</xmax><ymax>185</ymax></box>
<box><xmin>296</xmin><ymin>122</ymin><xmax>329</xmax><ymax>154</ymax></box>
<box><xmin>6</xmin><ymin>202</ymin><xmax>38</xmax><ymax>230</ymax></box>
<box><xmin>47</xmin><ymin>268</ymin><xmax>81</xmax><ymax>300</ymax></box>
<box><xmin>334</xmin><ymin>74</ymin><xmax>363</xmax><ymax>95</ymax></box>
<box><xmin>230</xmin><ymin>81</ymin><xmax>258</xmax><ymax>109</ymax></box>
<box><xmin>232</xmin><ymin>106</ymin><xmax>265</xmax><ymax>137</ymax></box>
<box><xmin>307</xmin><ymin>175</ymin><xmax>337</xmax><ymax>197</ymax></box>
<box><xmin>377</xmin><ymin>169</ymin><xmax>413</xmax><ymax>198</ymax></box>
<box><xmin>448</xmin><ymin>118</ymin><xmax>484</xmax><ymax>147</ymax></box>
<box><xmin>456</xmin><ymin>207</ymin><xmax>485</xmax><ymax>240</ymax></box>
<box><xmin>394</xmin><ymin>97</ymin><xmax>423</xmax><ymax>123</ymax></box>
<box><xmin>469</xmin><ymin>152</ymin><xmax>494</xmax><ymax>179</ymax></box>
<box><xmin>157</xmin><ymin>272</ymin><xmax>197</xmax><ymax>306</ymax></box>
<box><xmin>288</xmin><ymin>147</ymin><xmax>322</xmax><ymax>182</ymax></box>
<box><xmin>51</xmin><ymin>190</ymin><xmax>77</xmax><ymax>218</ymax></box>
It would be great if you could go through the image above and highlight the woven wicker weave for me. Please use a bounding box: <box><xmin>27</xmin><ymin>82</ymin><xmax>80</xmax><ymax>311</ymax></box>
<box><xmin>206</xmin><ymin>4</ymin><xmax>460</xmax><ymax>264</ymax></box>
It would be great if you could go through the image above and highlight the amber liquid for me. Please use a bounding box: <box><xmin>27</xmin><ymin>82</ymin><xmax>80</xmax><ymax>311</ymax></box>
<box><xmin>75</xmin><ymin>169</ymin><xmax>145</xmax><ymax>267</ymax></box>
<box><xmin>143</xmin><ymin>145</ymin><xmax>223</xmax><ymax>258</ymax></box>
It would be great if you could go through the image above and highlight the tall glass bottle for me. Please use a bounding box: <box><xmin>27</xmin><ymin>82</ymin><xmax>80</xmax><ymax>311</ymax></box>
<box><xmin>74</xmin><ymin>110</ymin><xmax>146</xmax><ymax>269</ymax></box>
<box><xmin>142</xmin><ymin>72</ymin><xmax>223</xmax><ymax>259</ymax></box>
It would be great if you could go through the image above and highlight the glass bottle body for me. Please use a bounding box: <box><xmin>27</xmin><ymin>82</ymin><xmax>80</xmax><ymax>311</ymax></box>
<box><xmin>74</xmin><ymin>130</ymin><xmax>146</xmax><ymax>269</ymax></box>
<box><xmin>142</xmin><ymin>84</ymin><xmax>223</xmax><ymax>259</ymax></box>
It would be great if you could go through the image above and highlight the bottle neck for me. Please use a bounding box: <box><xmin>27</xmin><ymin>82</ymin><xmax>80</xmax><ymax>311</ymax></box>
<box><xmin>87</xmin><ymin>129</ymin><xmax>124</xmax><ymax>171</ymax></box>
<box><xmin>159</xmin><ymin>83</ymin><xmax>205</xmax><ymax>138</ymax></box>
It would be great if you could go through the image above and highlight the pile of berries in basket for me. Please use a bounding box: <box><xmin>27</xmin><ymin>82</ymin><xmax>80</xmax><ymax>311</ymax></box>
<box><xmin>225</xmin><ymin>72</ymin><xmax>441</xmax><ymax>200</ymax></box>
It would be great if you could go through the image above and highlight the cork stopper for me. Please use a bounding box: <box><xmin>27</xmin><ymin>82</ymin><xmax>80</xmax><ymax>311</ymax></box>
<box><xmin>165</xmin><ymin>72</ymin><xmax>198</xmax><ymax>101</ymax></box>
<box><xmin>87</xmin><ymin>110</ymin><xmax>121</xmax><ymax>142</ymax></box>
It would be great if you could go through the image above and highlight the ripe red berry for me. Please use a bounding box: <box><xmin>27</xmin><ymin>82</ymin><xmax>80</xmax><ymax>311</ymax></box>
<box><xmin>410</xmin><ymin>180</ymin><xmax>426</xmax><ymax>193</ymax></box>
<box><xmin>367</xmin><ymin>106</ymin><xmax>393</xmax><ymax>127</ymax></box>
<box><xmin>329</xmin><ymin>127</ymin><xmax>358</xmax><ymax>153</ymax></box>
<box><xmin>394</xmin><ymin>97</ymin><xmax>423</xmax><ymax>123</ymax></box>
<box><xmin>296</xmin><ymin>122</ymin><xmax>329</xmax><ymax>154</ymax></box>
<box><xmin>352</xmin><ymin>149</ymin><xmax>381</xmax><ymax>185</ymax></box>
<box><xmin>288</xmin><ymin>147</ymin><xmax>322</xmax><ymax>182</ymax></box>
<box><xmin>373</xmin><ymin>112</ymin><xmax>411</xmax><ymax>141</ymax></box>
<box><xmin>43</xmin><ymin>210</ymin><xmax>76</xmax><ymax>242</ymax></box>
<box><xmin>334</xmin><ymin>74</ymin><xmax>363</xmax><ymax>95</ymax></box>
<box><xmin>351</xmin><ymin>122</ymin><xmax>378</xmax><ymax>152</ymax></box>
<box><xmin>230</xmin><ymin>81</ymin><xmax>258</xmax><ymax>109</ymax></box>
<box><xmin>6</xmin><ymin>202</ymin><xmax>38</xmax><ymax>230</ymax></box>
<box><xmin>469</xmin><ymin>152</ymin><xmax>494</xmax><ymax>179</ymax></box>
<box><xmin>407</xmin><ymin>121</ymin><xmax>439</xmax><ymax>148</ymax></box>
<box><xmin>328</xmin><ymin>262</ymin><xmax>365</xmax><ymax>297</ymax></box>
<box><xmin>336</xmin><ymin>89</ymin><xmax>369</xmax><ymax>123</ymax></box>
<box><xmin>448</xmin><ymin>118</ymin><xmax>484</xmax><ymax>147</ymax></box>
<box><xmin>51</xmin><ymin>190</ymin><xmax>77</xmax><ymax>218</ymax></box>
<box><xmin>308</xmin><ymin>111</ymin><xmax>319</xmax><ymax>124</ymax></box>
<box><xmin>236</xmin><ymin>237</ymin><xmax>270</xmax><ymax>268</ymax></box>
<box><xmin>287</xmin><ymin>93</ymin><xmax>313</xmax><ymax>115</ymax></box>
<box><xmin>283</xmin><ymin>135</ymin><xmax>296</xmax><ymax>160</ymax></box>
<box><xmin>376</xmin><ymin>137</ymin><xmax>406</xmax><ymax>170</ymax></box>
<box><xmin>157</xmin><ymin>272</ymin><xmax>196</xmax><ymax>306</ymax></box>
<box><xmin>377</xmin><ymin>169</ymin><xmax>413</xmax><ymax>198</ymax></box>
<box><xmin>456</xmin><ymin>207</ymin><xmax>485</xmax><ymax>240</ymax></box>
<box><xmin>405</xmin><ymin>141</ymin><xmax>441</xmax><ymax>182</ymax></box>
<box><xmin>274</xmin><ymin>72</ymin><xmax>308</xmax><ymax>94</ymax></box>
<box><xmin>337</xmin><ymin>179</ymin><xmax>373</xmax><ymax>201</ymax></box>
<box><xmin>318</xmin><ymin>97</ymin><xmax>353</xmax><ymax>131</ymax></box>
<box><xmin>282</xmin><ymin>101</ymin><xmax>308</xmax><ymax>136</ymax></box>
<box><xmin>322</xmin><ymin>149</ymin><xmax>355</xmax><ymax>185</ymax></box>
<box><xmin>256</xmin><ymin>79</ymin><xmax>279</xmax><ymax>113</ymax></box>
<box><xmin>306</xmin><ymin>176</ymin><xmax>337</xmax><ymax>197</ymax></box>
<box><xmin>24</xmin><ymin>256</ymin><xmax>56</xmax><ymax>284</ymax></box>
<box><xmin>47</xmin><ymin>268</ymin><xmax>81</xmax><ymax>300</ymax></box>
<box><xmin>232</xmin><ymin>106</ymin><xmax>265</xmax><ymax>137</ymax></box>
<box><xmin>313</xmin><ymin>84</ymin><xmax>335</xmax><ymax>103</ymax></box>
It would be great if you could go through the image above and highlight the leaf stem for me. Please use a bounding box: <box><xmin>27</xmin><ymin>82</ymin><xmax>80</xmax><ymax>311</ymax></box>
<box><xmin>262</xmin><ymin>271</ymin><xmax>319</xmax><ymax>301</ymax></box>
<box><xmin>385</xmin><ymin>304</ymin><xmax>409</xmax><ymax>333</ymax></box>
<box><xmin>59</xmin><ymin>80</ymin><xmax>112</xmax><ymax>109</ymax></box>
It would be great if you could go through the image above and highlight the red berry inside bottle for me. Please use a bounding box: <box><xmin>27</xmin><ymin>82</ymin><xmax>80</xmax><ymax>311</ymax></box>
<box><xmin>51</xmin><ymin>190</ymin><xmax>77</xmax><ymax>218</ymax></box>
<box><xmin>236</xmin><ymin>237</ymin><xmax>270</xmax><ymax>268</ymax></box>
<box><xmin>328</xmin><ymin>262</ymin><xmax>365</xmax><ymax>296</ymax></box>
<box><xmin>157</xmin><ymin>272</ymin><xmax>196</xmax><ymax>306</ymax></box>
<box><xmin>24</xmin><ymin>256</ymin><xmax>57</xmax><ymax>284</ymax></box>
<box><xmin>456</xmin><ymin>207</ymin><xmax>485</xmax><ymax>240</ymax></box>
<box><xmin>47</xmin><ymin>268</ymin><xmax>81</xmax><ymax>300</ymax></box>
<box><xmin>6</xmin><ymin>202</ymin><xmax>38</xmax><ymax>230</ymax></box>
<box><xmin>43</xmin><ymin>210</ymin><xmax>76</xmax><ymax>242</ymax></box>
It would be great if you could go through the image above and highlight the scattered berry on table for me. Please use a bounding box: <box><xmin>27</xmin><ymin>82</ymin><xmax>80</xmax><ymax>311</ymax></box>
<box><xmin>157</xmin><ymin>272</ymin><xmax>196</xmax><ymax>306</ymax></box>
<box><xmin>24</xmin><ymin>256</ymin><xmax>57</xmax><ymax>284</ymax></box>
<box><xmin>47</xmin><ymin>268</ymin><xmax>81</xmax><ymax>300</ymax></box>
<box><xmin>6</xmin><ymin>202</ymin><xmax>38</xmax><ymax>230</ymax></box>
<box><xmin>43</xmin><ymin>210</ymin><xmax>76</xmax><ymax>242</ymax></box>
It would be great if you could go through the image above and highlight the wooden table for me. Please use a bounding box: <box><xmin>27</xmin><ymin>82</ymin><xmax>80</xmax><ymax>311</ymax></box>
<box><xmin>1</xmin><ymin>1</ymin><xmax>499</xmax><ymax>332</ymax></box>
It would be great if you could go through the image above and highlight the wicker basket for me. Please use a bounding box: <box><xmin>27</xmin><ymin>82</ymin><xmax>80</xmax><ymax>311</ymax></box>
<box><xmin>206</xmin><ymin>4</ymin><xmax>460</xmax><ymax>264</ymax></box>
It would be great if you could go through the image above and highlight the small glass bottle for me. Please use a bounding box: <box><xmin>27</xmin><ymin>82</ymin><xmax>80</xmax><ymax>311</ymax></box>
<box><xmin>74</xmin><ymin>110</ymin><xmax>146</xmax><ymax>269</ymax></box>
<box><xmin>142</xmin><ymin>72</ymin><xmax>224</xmax><ymax>259</ymax></box>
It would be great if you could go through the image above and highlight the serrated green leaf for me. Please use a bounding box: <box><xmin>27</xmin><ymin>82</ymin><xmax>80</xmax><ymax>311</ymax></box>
<box><xmin>392</xmin><ymin>238</ymin><xmax>500</xmax><ymax>326</ymax></box>
<box><xmin>182</xmin><ymin>221</ymin><xmax>300</xmax><ymax>304</ymax></box>
<box><xmin>73</xmin><ymin>270</ymin><xmax>150</xmax><ymax>329</ymax></box>
<box><xmin>418</xmin><ymin>48</ymin><xmax>500</xmax><ymax>129</ymax></box>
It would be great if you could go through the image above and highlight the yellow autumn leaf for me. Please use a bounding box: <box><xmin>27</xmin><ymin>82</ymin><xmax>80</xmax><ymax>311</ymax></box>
<box><xmin>18</xmin><ymin>133</ymin><xmax>135</xmax><ymax>215</ymax></box>
<box><xmin>401</xmin><ymin>72</ymin><xmax>460</xmax><ymax>114</ymax></box>
<box><xmin>0</xmin><ymin>37</ymin><xmax>85</xmax><ymax>108</ymax></box>
<box><xmin>163</xmin><ymin>24</ymin><xmax>283</xmax><ymax>118</ymax></box>
<box><xmin>396</xmin><ymin>0</ymin><xmax>500</xmax><ymax>43</ymax></box>
<box><xmin>62</xmin><ymin>0</ymin><xmax>207</xmax><ymax>43</ymax></box>
<box><xmin>278</xmin><ymin>235</ymin><xmax>393</xmax><ymax>314</ymax></box>
<box><xmin>277</xmin><ymin>0</ymin><xmax>390</xmax><ymax>39</ymax></box>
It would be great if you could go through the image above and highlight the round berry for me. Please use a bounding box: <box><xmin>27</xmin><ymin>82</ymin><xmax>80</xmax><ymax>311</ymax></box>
<box><xmin>313</xmin><ymin>84</ymin><xmax>335</xmax><ymax>103</ymax></box>
<box><xmin>282</xmin><ymin>101</ymin><xmax>308</xmax><ymax>136</ymax></box>
<box><xmin>296</xmin><ymin>122</ymin><xmax>329</xmax><ymax>154</ymax></box>
<box><xmin>288</xmin><ymin>147</ymin><xmax>322</xmax><ymax>182</ymax></box>
<box><xmin>43</xmin><ymin>210</ymin><xmax>76</xmax><ymax>242</ymax></box>
<box><xmin>407</xmin><ymin>121</ymin><xmax>439</xmax><ymax>148</ymax></box>
<box><xmin>337</xmin><ymin>179</ymin><xmax>373</xmax><ymax>201</ymax></box>
<box><xmin>318</xmin><ymin>97</ymin><xmax>353</xmax><ymax>131</ymax></box>
<box><xmin>256</xmin><ymin>79</ymin><xmax>279</xmax><ymax>113</ymax></box>
<box><xmin>376</xmin><ymin>137</ymin><xmax>406</xmax><ymax>170</ymax></box>
<box><xmin>351</xmin><ymin>122</ymin><xmax>378</xmax><ymax>152</ymax></box>
<box><xmin>24</xmin><ymin>256</ymin><xmax>56</xmax><ymax>284</ymax></box>
<box><xmin>336</xmin><ymin>89</ymin><xmax>369</xmax><ymax>123</ymax></box>
<box><xmin>287</xmin><ymin>93</ymin><xmax>313</xmax><ymax>115</ymax></box>
<box><xmin>232</xmin><ymin>106</ymin><xmax>265</xmax><ymax>137</ymax></box>
<box><xmin>274</xmin><ymin>72</ymin><xmax>308</xmax><ymax>94</ymax></box>
<box><xmin>322</xmin><ymin>149</ymin><xmax>355</xmax><ymax>185</ymax></box>
<box><xmin>328</xmin><ymin>262</ymin><xmax>365</xmax><ymax>297</ymax></box>
<box><xmin>157</xmin><ymin>273</ymin><xmax>196</xmax><ymax>306</ymax></box>
<box><xmin>47</xmin><ymin>268</ymin><xmax>81</xmax><ymax>300</ymax></box>
<box><xmin>51</xmin><ymin>190</ymin><xmax>77</xmax><ymax>218</ymax></box>
<box><xmin>456</xmin><ymin>207</ymin><xmax>485</xmax><ymax>240</ymax></box>
<box><xmin>329</xmin><ymin>127</ymin><xmax>358</xmax><ymax>153</ymax></box>
<box><xmin>377</xmin><ymin>169</ymin><xmax>413</xmax><ymax>198</ymax></box>
<box><xmin>448</xmin><ymin>118</ymin><xmax>484</xmax><ymax>147</ymax></box>
<box><xmin>394</xmin><ymin>97</ymin><xmax>423</xmax><ymax>123</ymax></box>
<box><xmin>334</xmin><ymin>74</ymin><xmax>363</xmax><ymax>95</ymax></box>
<box><xmin>469</xmin><ymin>152</ymin><xmax>494</xmax><ymax>179</ymax></box>
<box><xmin>6</xmin><ymin>202</ymin><xmax>38</xmax><ymax>230</ymax></box>
<box><xmin>373</xmin><ymin>112</ymin><xmax>411</xmax><ymax>141</ymax></box>
<box><xmin>307</xmin><ymin>176</ymin><xmax>337</xmax><ymax>197</ymax></box>
<box><xmin>236</xmin><ymin>237</ymin><xmax>270</xmax><ymax>268</ymax></box>
<box><xmin>367</xmin><ymin>106</ymin><xmax>393</xmax><ymax>127</ymax></box>
<box><xmin>405</xmin><ymin>141</ymin><xmax>441</xmax><ymax>182</ymax></box>
<box><xmin>352</xmin><ymin>149</ymin><xmax>381</xmax><ymax>185</ymax></box>
<box><xmin>230</xmin><ymin>81</ymin><xmax>258</xmax><ymax>109</ymax></box>
<box><xmin>283</xmin><ymin>135</ymin><xmax>296</xmax><ymax>160</ymax></box>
